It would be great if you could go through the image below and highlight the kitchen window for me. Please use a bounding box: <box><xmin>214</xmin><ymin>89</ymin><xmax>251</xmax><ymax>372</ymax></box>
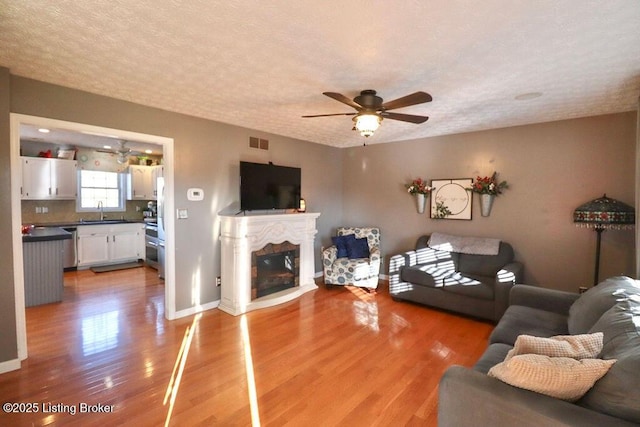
<box><xmin>76</xmin><ymin>170</ymin><xmax>126</xmax><ymax>212</ymax></box>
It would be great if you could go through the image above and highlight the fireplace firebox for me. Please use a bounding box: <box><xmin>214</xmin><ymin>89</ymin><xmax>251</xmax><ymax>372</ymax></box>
<box><xmin>251</xmin><ymin>242</ymin><xmax>300</xmax><ymax>300</ymax></box>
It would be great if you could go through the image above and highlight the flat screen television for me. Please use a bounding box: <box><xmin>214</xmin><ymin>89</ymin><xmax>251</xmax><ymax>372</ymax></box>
<box><xmin>240</xmin><ymin>161</ymin><xmax>301</xmax><ymax>211</ymax></box>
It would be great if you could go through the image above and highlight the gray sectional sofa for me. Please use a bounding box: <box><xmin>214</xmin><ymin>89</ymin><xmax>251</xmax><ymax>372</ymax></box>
<box><xmin>439</xmin><ymin>276</ymin><xmax>640</xmax><ymax>426</ymax></box>
<box><xmin>389</xmin><ymin>233</ymin><xmax>523</xmax><ymax>322</ymax></box>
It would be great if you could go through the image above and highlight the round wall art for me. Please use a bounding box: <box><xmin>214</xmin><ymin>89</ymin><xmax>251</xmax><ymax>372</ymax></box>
<box><xmin>430</xmin><ymin>178</ymin><xmax>473</xmax><ymax>220</ymax></box>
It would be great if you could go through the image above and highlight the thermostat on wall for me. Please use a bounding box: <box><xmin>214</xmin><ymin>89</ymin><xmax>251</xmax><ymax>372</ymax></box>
<box><xmin>187</xmin><ymin>188</ymin><xmax>204</xmax><ymax>201</ymax></box>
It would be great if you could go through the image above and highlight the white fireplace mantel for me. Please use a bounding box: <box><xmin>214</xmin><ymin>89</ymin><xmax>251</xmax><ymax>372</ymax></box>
<box><xmin>218</xmin><ymin>212</ymin><xmax>320</xmax><ymax>316</ymax></box>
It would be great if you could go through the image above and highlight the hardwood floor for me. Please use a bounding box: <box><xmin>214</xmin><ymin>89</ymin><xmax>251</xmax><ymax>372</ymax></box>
<box><xmin>0</xmin><ymin>267</ymin><xmax>494</xmax><ymax>426</ymax></box>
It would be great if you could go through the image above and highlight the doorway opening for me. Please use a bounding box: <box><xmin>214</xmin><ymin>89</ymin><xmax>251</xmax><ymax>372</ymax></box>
<box><xmin>10</xmin><ymin>114</ymin><xmax>176</xmax><ymax>362</ymax></box>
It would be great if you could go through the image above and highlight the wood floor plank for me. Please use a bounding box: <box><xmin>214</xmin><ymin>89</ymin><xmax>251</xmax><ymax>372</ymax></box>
<box><xmin>0</xmin><ymin>267</ymin><xmax>493</xmax><ymax>426</ymax></box>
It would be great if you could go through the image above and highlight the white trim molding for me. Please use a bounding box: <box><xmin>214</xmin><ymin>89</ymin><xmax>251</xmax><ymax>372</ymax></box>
<box><xmin>0</xmin><ymin>358</ymin><xmax>21</xmax><ymax>375</ymax></box>
<box><xmin>173</xmin><ymin>299</ymin><xmax>220</xmax><ymax>319</ymax></box>
<box><xmin>636</xmin><ymin>96</ymin><xmax>640</xmax><ymax>278</ymax></box>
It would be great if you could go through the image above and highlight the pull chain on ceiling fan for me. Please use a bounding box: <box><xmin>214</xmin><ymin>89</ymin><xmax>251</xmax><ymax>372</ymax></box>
<box><xmin>302</xmin><ymin>89</ymin><xmax>432</xmax><ymax>137</ymax></box>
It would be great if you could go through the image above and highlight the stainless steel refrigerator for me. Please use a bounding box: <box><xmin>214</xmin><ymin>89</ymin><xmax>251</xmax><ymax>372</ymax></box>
<box><xmin>157</xmin><ymin>176</ymin><xmax>165</xmax><ymax>279</ymax></box>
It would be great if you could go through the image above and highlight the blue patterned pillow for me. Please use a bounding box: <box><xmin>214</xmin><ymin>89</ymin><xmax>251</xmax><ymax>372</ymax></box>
<box><xmin>332</xmin><ymin>234</ymin><xmax>356</xmax><ymax>258</ymax></box>
<box><xmin>347</xmin><ymin>237</ymin><xmax>370</xmax><ymax>259</ymax></box>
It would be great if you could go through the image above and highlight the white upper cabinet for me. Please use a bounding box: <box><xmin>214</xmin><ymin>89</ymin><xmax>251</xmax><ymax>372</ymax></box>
<box><xmin>50</xmin><ymin>158</ymin><xmax>78</xmax><ymax>198</ymax></box>
<box><xmin>151</xmin><ymin>165</ymin><xmax>163</xmax><ymax>199</ymax></box>
<box><xmin>21</xmin><ymin>157</ymin><xmax>77</xmax><ymax>200</ymax></box>
<box><xmin>127</xmin><ymin>165</ymin><xmax>162</xmax><ymax>200</ymax></box>
<box><xmin>21</xmin><ymin>157</ymin><xmax>50</xmax><ymax>199</ymax></box>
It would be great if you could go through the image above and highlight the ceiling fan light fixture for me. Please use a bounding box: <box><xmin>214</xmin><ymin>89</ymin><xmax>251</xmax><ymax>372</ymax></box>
<box><xmin>304</xmin><ymin>89</ymin><xmax>431</xmax><ymax>136</ymax></box>
<box><xmin>353</xmin><ymin>113</ymin><xmax>381</xmax><ymax>137</ymax></box>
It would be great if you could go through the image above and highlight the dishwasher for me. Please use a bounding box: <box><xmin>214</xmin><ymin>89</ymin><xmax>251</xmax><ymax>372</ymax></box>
<box><xmin>62</xmin><ymin>227</ymin><xmax>77</xmax><ymax>269</ymax></box>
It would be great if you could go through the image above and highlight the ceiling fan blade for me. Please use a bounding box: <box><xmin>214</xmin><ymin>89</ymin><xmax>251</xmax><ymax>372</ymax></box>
<box><xmin>301</xmin><ymin>112</ymin><xmax>357</xmax><ymax>118</ymax></box>
<box><xmin>323</xmin><ymin>92</ymin><xmax>363</xmax><ymax>110</ymax></box>
<box><xmin>381</xmin><ymin>112</ymin><xmax>429</xmax><ymax>124</ymax></box>
<box><xmin>381</xmin><ymin>91</ymin><xmax>432</xmax><ymax>111</ymax></box>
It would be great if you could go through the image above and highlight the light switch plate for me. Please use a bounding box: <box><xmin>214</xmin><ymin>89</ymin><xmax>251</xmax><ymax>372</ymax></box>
<box><xmin>177</xmin><ymin>208</ymin><xmax>188</xmax><ymax>219</ymax></box>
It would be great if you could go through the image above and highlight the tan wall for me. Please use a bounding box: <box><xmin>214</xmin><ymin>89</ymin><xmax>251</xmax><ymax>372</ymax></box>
<box><xmin>342</xmin><ymin>112</ymin><xmax>637</xmax><ymax>292</ymax></box>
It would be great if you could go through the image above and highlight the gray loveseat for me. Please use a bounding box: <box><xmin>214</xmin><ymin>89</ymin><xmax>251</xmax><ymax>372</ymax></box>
<box><xmin>439</xmin><ymin>276</ymin><xmax>640</xmax><ymax>426</ymax></box>
<box><xmin>389</xmin><ymin>233</ymin><xmax>524</xmax><ymax>322</ymax></box>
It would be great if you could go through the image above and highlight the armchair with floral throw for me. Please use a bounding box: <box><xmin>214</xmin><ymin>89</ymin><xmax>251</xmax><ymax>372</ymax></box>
<box><xmin>322</xmin><ymin>227</ymin><xmax>381</xmax><ymax>290</ymax></box>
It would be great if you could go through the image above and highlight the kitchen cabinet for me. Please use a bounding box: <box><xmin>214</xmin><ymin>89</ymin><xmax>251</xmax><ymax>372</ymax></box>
<box><xmin>127</xmin><ymin>165</ymin><xmax>163</xmax><ymax>200</ymax></box>
<box><xmin>77</xmin><ymin>223</ymin><xmax>145</xmax><ymax>268</ymax></box>
<box><xmin>110</xmin><ymin>226</ymin><xmax>142</xmax><ymax>262</ymax></box>
<box><xmin>77</xmin><ymin>227</ymin><xmax>110</xmax><ymax>266</ymax></box>
<box><xmin>127</xmin><ymin>165</ymin><xmax>152</xmax><ymax>200</ymax></box>
<box><xmin>50</xmin><ymin>158</ymin><xmax>78</xmax><ymax>198</ymax></box>
<box><xmin>152</xmin><ymin>165</ymin><xmax>163</xmax><ymax>199</ymax></box>
<box><xmin>21</xmin><ymin>157</ymin><xmax>77</xmax><ymax>200</ymax></box>
<box><xmin>21</xmin><ymin>157</ymin><xmax>50</xmax><ymax>199</ymax></box>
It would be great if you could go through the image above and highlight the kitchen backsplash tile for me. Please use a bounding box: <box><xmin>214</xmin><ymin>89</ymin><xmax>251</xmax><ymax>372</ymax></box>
<box><xmin>22</xmin><ymin>200</ymin><xmax>149</xmax><ymax>225</ymax></box>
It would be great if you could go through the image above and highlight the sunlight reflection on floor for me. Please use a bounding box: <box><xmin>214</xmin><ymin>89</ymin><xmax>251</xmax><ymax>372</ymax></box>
<box><xmin>81</xmin><ymin>310</ymin><xmax>120</xmax><ymax>356</ymax></box>
<box><xmin>163</xmin><ymin>313</ymin><xmax>201</xmax><ymax>427</ymax></box>
<box><xmin>346</xmin><ymin>286</ymin><xmax>380</xmax><ymax>332</ymax></box>
<box><xmin>241</xmin><ymin>314</ymin><xmax>261</xmax><ymax>427</ymax></box>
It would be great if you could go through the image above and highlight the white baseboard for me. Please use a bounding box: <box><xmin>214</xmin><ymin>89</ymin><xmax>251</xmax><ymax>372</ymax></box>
<box><xmin>0</xmin><ymin>358</ymin><xmax>21</xmax><ymax>374</ymax></box>
<box><xmin>173</xmin><ymin>299</ymin><xmax>220</xmax><ymax>319</ymax></box>
<box><xmin>172</xmin><ymin>273</ymin><xmax>387</xmax><ymax>319</ymax></box>
<box><xmin>314</xmin><ymin>271</ymin><xmax>389</xmax><ymax>280</ymax></box>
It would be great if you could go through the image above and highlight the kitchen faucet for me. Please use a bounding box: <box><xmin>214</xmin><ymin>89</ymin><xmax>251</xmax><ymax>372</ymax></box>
<box><xmin>97</xmin><ymin>201</ymin><xmax>105</xmax><ymax>221</ymax></box>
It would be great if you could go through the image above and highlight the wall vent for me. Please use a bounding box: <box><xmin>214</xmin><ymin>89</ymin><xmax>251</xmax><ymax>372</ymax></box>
<box><xmin>249</xmin><ymin>137</ymin><xmax>269</xmax><ymax>150</ymax></box>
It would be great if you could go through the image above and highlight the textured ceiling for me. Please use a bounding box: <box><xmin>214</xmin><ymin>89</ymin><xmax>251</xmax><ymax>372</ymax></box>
<box><xmin>1</xmin><ymin>1</ymin><xmax>639</xmax><ymax>148</ymax></box>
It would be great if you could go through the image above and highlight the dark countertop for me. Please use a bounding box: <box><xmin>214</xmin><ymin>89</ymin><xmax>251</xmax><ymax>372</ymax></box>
<box><xmin>29</xmin><ymin>219</ymin><xmax>146</xmax><ymax>228</ymax></box>
<box><xmin>22</xmin><ymin>227</ymin><xmax>72</xmax><ymax>243</ymax></box>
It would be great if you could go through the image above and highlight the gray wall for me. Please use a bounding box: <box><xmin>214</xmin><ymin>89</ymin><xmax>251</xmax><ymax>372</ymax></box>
<box><xmin>6</xmin><ymin>74</ymin><xmax>343</xmax><ymax>314</ymax></box>
<box><xmin>0</xmin><ymin>68</ymin><xmax>18</xmax><ymax>363</ymax></box>
<box><xmin>342</xmin><ymin>112</ymin><xmax>637</xmax><ymax>292</ymax></box>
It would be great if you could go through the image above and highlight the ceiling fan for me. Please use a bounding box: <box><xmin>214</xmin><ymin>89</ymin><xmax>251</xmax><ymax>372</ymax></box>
<box><xmin>96</xmin><ymin>140</ymin><xmax>139</xmax><ymax>164</ymax></box>
<box><xmin>302</xmin><ymin>89</ymin><xmax>432</xmax><ymax>137</ymax></box>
